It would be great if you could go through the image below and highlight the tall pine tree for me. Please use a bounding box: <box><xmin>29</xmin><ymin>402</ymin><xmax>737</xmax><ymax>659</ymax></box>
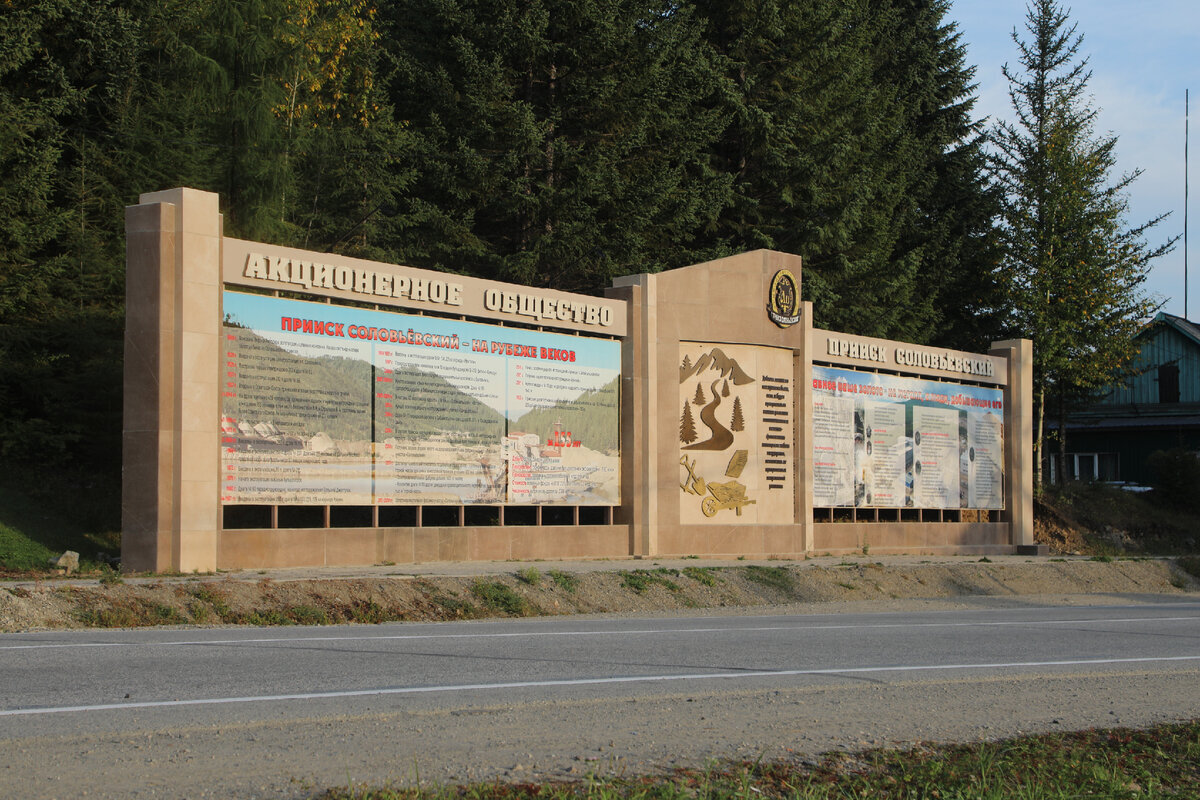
<box><xmin>990</xmin><ymin>0</ymin><xmax>1172</xmax><ymax>488</ymax></box>
<box><xmin>692</xmin><ymin>0</ymin><xmax>998</xmax><ymax>343</ymax></box>
<box><xmin>379</xmin><ymin>0</ymin><xmax>732</xmax><ymax>292</ymax></box>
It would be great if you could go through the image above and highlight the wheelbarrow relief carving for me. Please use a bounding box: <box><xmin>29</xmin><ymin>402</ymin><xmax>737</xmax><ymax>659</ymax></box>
<box><xmin>679</xmin><ymin>344</ymin><xmax>757</xmax><ymax>518</ymax></box>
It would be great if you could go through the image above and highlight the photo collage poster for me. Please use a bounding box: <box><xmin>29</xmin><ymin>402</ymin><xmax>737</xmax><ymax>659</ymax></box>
<box><xmin>677</xmin><ymin>343</ymin><xmax>795</xmax><ymax>525</ymax></box>
<box><xmin>811</xmin><ymin>366</ymin><xmax>1004</xmax><ymax>509</ymax></box>
<box><xmin>220</xmin><ymin>291</ymin><xmax>620</xmax><ymax>506</ymax></box>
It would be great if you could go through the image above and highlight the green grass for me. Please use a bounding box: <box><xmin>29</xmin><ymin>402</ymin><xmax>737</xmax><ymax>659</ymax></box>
<box><xmin>0</xmin><ymin>478</ymin><xmax>119</xmax><ymax>576</ymax></box>
<box><xmin>287</xmin><ymin>605</ymin><xmax>330</xmax><ymax>625</ymax></box>
<box><xmin>188</xmin><ymin>586</ymin><xmax>233</xmax><ymax>619</ymax></box>
<box><xmin>547</xmin><ymin>570</ymin><xmax>579</xmax><ymax>593</ymax></box>
<box><xmin>471</xmin><ymin>580</ymin><xmax>532</xmax><ymax>616</ymax></box>
<box><xmin>516</xmin><ymin>567</ymin><xmax>542</xmax><ymax>586</ymax></box>
<box><xmin>621</xmin><ymin>569</ymin><xmax>681</xmax><ymax>594</ymax></box>
<box><xmin>682</xmin><ymin>566</ymin><xmax>721</xmax><ymax>586</ymax></box>
<box><xmin>316</xmin><ymin>720</ymin><xmax>1200</xmax><ymax>800</ymax></box>
<box><xmin>743</xmin><ymin>565</ymin><xmax>795</xmax><ymax>594</ymax></box>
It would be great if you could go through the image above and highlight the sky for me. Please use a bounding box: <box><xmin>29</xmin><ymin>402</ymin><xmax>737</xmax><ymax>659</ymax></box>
<box><xmin>948</xmin><ymin>1</ymin><xmax>1199</xmax><ymax>319</ymax></box>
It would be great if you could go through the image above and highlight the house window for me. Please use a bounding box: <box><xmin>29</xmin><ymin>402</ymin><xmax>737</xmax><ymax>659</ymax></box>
<box><xmin>1158</xmin><ymin>364</ymin><xmax>1180</xmax><ymax>403</ymax></box>
<box><xmin>1049</xmin><ymin>452</ymin><xmax>1120</xmax><ymax>482</ymax></box>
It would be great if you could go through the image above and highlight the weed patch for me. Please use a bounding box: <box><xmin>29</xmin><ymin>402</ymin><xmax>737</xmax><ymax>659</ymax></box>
<box><xmin>743</xmin><ymin>565</ymin><xmax>794</xmax><ymax>594</ymax></box>
<box><xmin>547</xmin><ymin>570</ymin><xmax>578</xmax><ymax>593</ymax></box>
<box><xmin>188</xmin><ymin>585</ymin><xmax>233</xmax><ymax>620</ymax></box>
<box><xmin>621</xmin><ymin>569</ymin><xmax>680</xmax><ymax>594</ymax></box>
<box><xmin>288</xmin><ymin>605</ymin><xmax>330</xmax><ymax>625</ymax></box>
<box><xmin>316</xmin><ymin>720</ymin><xmax>1200</xmax><ymax>800</ymax></box>
<box><xmin>239</xmin><ymin>609</ymin><xmax>292</xmax><ymax>626</ymax></box>
<box><xmin>98</xmin><ymin>566</ymin><xmax>124</xmax><ymax>585</ymax></box>
<box><xmin>471</xmin><ymin>581</ymin><xmax>531</xmax><ymax>616</ymax></box>
<box><xmin>682</xmin><ymin>566</ymin><xmax>721</xmax><ymax>586</ymax></box>
<box><xmin>1177</xmin><ymin>556</ymin><xmax>1200</xmax><ymax>580</ymax></box>
<box><xmin>349</xmin><ymin>599</ymin><xmax>391</xmax><ymax>624</ymax></box>
<box><xmin>516</xmin><ymin>567</ymin><xmax>542</xmax><ymax>586</ymax></box>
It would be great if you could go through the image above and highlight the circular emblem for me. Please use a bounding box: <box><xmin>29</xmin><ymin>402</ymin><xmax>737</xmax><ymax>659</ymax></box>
<box><xmin>767</xmin><ymin>269</ymin><xmax>800</xmax><ymax>328</ymax></box>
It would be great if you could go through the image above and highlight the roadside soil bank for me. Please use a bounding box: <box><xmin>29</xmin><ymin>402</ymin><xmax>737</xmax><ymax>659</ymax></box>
<box><xmin>2</xmin><ymin>555</ymin><xmax>1198</xmax><ymax>633</ymax></box>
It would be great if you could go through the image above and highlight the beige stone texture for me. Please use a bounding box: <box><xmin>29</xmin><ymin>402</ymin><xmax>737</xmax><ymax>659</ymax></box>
<box><xmin>124</xmin><ymin>191</ymin><xmax>1031</xmax><ymax>571</ymax></box>
<box><xmin>379</xmin><ymin>530</ymin><xmax>417</xmax><ymax>564</ymax></box>
<box><xmin>325</xmin><ymin>530</ymin><xmax>380</xmax><ymax>566</ymax></box>
<box><xmin>219</xmin><ymin>530</ymin><xmax>328</xmax><ymax>569</ymax></box>
<box><xmin>990</xmin><ymin>339</ymin><xmax>1034</xmax><ymax>546</ymax></box>
<box><xmin>620</xmin><ymin>251</ymin><xmax>809</xmax><ymax>560</ymax></box>
<box><xmin>814</xmin><ymin>328</ymin><xmax>1007</xmax><ymax>386</ymax></box>
<box><xmin>468</xmin><ymin>530</ymin><xmax>513</xmax><ymax>562</ymax></box>
<box><xmin>179</xmin><ymin>430</ymin><xmax>219</xmax><ymax>484</ymax></box>
<box><xmin>435</xmin><ymin>530</ymin><xmax>471</xmax><ymax>562</ymax></box>
<box><xmin>177</xmin><ymin>528</ymin><xmax>219</xmax><ymax>571</ymax></box>
<box><xmin>121</xmin><ymin>203</ymin><xmax>176</xmax><ymax>573</ymax></box>
<box><xmin>761</xmin><ymin>525</ymin><xmax>803</xmax><ymax>556</ymax></box>
<box><xmin>223</xmin><ymin>237</ymin><xmax>626</xmax><ymax>337</ymax></box>
<box><xmin>412</xmin><ymin>529</ymin><xmax>442</xmax><ymax>563</ymax></box>
<box><xmin>810</xmin><ymin>522</ymin><xmax>1010</xmax><ymax>556</ymax></box>
<box><xmin>121</xmin><ymin>189</ymin><xmax>223</xmax><ymax>574</ymax></box>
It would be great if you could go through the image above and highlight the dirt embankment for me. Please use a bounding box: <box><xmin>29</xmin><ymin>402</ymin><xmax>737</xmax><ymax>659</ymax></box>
<box><xmin>2</xmin><ymin>558</ymin><xmax>1198</xmax><ymax>633</ymax></box>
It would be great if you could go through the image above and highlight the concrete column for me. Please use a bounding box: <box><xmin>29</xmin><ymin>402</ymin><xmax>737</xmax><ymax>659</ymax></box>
<box><xmin>796</xmin><ymin>301</ymin><xmax>815</xmax><ymax>553</ymax></box>
<box><xmin>609</xmin><ymin>281</ymin><xmax>644</xmax><ymax>556</ymax></box>
<box><xmin>121</xmin><ymin>189</ymin><xmax>223</xmax><ymax>572</ymax></box>
<box><xmin>989</xmin><ymin>338</ymin><xmax>1034</xmax><ymax>549</ymax></box>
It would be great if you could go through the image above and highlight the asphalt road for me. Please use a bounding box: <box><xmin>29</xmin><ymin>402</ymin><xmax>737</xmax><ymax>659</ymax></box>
<box><xmin>3</xmin><ymin>598</ymin><xmax>1200</xmax><ymax>798</ymax></box>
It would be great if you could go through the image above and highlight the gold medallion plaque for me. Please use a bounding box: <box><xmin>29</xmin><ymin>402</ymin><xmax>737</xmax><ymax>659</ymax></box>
<box><xmin>766</xmin><ymin>269</ymin><xmax>800</xmax><ymax>328</ymax></box>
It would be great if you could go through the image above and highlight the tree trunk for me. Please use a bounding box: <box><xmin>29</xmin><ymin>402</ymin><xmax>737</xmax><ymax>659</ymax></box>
<box><xmin>1057</xmin><ymin>392</ymin><xmax>1068</xmax><ymax>485</ymax></box>
<box><xmin>544</xmin><ymin>62</ymin><xmax>556</xmax><ymax>237</ymax></box>
<box><xmin>1034</xmin><ymin>385</ymin><xmax>1045</xmax><ymax>491</ymax></box>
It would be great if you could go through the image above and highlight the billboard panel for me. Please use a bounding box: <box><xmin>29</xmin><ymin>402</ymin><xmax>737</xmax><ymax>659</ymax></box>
<box><xmin>221</xmin><ymin>292</ymin><xmax>620</xmax><ymax>506</ymax></box>
<box><xmin>811</xmin><ymin>366</ymin><xmax>1004</xmax><ymax>509</ymax></box>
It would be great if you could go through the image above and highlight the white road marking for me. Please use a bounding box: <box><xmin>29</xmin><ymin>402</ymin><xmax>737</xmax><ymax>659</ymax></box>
<box><xmin>2</xmin><ymin>613</ymin><xmax>1199</xmax><ymax>651</ymax></box>
<box><xmin>2</xmin><ymin>654</ymin><xmax>1199</xmax><ymax>717</ymax></box>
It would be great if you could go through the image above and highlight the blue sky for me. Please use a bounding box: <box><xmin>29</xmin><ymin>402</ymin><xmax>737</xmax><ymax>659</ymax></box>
<box><xmin>948</xmin><ymin>1</ymin><xmax>1199</xmax><ymax>319</ymax></box>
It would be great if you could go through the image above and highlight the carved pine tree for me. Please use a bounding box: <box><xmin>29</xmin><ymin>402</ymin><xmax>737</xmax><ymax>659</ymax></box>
<box><xmin>680</xmin><ymin>400</ymin><xmax>698</xmax><ymax>444</ymax></box>
<box><xmin>730</xmin><ymin>396</ymin><xmax>745</xmax><ymax>432</ymax></box>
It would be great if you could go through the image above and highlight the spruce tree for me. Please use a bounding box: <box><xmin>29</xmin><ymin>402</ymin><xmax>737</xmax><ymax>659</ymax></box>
<box><xmin>990</xmin><ymin>0</ymin><xmax>1172</xmax><ymax>488</ymax></box>
<box><xmin>692</xmin><ymin>0</ymin><xmax>997</xmax><ymax>343</ymax></box>
<box><xmin>379</xmin><ymin>0</ymin><xmax>731</xmax><ymax>292</ymax></box>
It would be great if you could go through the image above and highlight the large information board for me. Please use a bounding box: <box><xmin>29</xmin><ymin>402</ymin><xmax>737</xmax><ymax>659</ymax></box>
<box><xmin>811</xmin><ymin>366</ymin><xmax>1004</xmax><ymax>509</ymax></box>
<box><xmin>221</xmin><ymin>292</ymin><xmax>620</xmax><ymax>506</ymax></box>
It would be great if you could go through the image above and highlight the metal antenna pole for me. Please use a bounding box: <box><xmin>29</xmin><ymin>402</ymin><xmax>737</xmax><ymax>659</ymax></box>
<box><xmin>1186</xmin><ymin>89</ymin><xmax>1190</xmax><ymax>319</ymax></box>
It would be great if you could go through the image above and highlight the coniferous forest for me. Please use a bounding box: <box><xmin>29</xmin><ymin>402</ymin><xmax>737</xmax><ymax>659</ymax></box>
<box><xmin>1</xmin><ymin>0</ymin><xmax>1012</xmax><ymax>519</ymax></box>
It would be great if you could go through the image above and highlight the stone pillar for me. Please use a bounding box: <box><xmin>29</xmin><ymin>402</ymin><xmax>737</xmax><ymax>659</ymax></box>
<box><xmin>989</xmin><ymin>338</ymin><xmax>1035</xmax><ymax>550</ymax></box>
<box><xmin>609</xmin><ymin>275</ymin><xmax>657</xmax><ymax>557</ymax></box>
<box><xmin>121</xmin><ymin>189</ymin><xmax>223</xmax><ymax>572</ymax></box>
<box><xmin>795</xmin><ymin>301</ymin><xmax>814</xmax><ymax>553</ymax></box>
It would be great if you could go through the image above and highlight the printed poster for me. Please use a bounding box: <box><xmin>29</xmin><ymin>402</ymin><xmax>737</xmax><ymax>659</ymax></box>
<box><xmin>811</xmin><ymin>366</ymin><xmax>1004</xmax><ymax>509</ymax></box>
<box><xmin>221</xmin><ymin>291</ymin><xmax>620</xmax><ymax>506</ymax></box>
